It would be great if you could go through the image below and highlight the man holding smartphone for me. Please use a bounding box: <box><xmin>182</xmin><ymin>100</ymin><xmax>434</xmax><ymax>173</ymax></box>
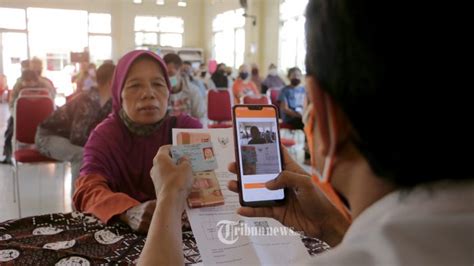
<box><xmin>138</xmin><ymin>0</ymin><xmax>473</xmax><ymax>265</ymax></box>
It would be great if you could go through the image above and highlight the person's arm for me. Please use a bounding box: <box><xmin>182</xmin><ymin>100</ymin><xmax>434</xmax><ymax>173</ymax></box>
<box><xmin>280</xmin><ymin>100</ymin><xmax>302</xmax><ymax>118</ymax></box>
<box><xmin>138</xmin><ymin>145</ymin><xmax>193</xmax><ymax>265</ymax></box>
<box><xmin>73</xmin><ymin>173</ymin><xmax>141</xmax><ymax>223</ymax></box>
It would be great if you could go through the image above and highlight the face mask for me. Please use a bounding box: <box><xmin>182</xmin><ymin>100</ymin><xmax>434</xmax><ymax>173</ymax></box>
<box><xmin>169</xmin><ymin>75</ymin><xmax>178</xmax><ymax>87</ymax></box>
<box><xmin>303</xmin><ymin>98</ymin><xmax>351</xmax><ymax>221</ymax></box>
<box><xmin>269</xmin><ymin>69</ymin><xmax>278</xmax><ymax>76</ymax></box>
<box><xmin>239</xmin><ymin>72</ymin><xmax>249</xmax><ymax>80</ymax></box>
<box><xmin>290</xmin><ymin>78</ymin><xmax>301</xmax><ymax>86</ymax></box>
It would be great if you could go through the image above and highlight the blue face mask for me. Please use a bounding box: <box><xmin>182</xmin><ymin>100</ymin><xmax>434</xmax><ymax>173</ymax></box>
<box><xmin>169</xmin><ymin>75</ymin><xmax>178</xmax><ymax>87</ymax></box>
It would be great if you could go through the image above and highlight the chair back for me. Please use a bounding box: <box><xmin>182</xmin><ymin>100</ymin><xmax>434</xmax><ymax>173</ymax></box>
<box><xmin>19</xmin><ymin>88</ymin><xmax>51</xmax><ymax>98</ymax></box>
<box><xmin>267</xmin><ymin>88</ymin><xmax>280</xmax><ymax>106</ymax></box>
<box><xmin>14</xmin><ymin>95</ymin><xmax>54</xmax><ymax>144</ymax></box>
<box><xmin>242</xmin><ymin>95</ymin><xmax>270</xmax><ymax>105</ymax></box>
<box><xmin>207</xmin><ymin>89</ymin><xmax>232</xmax><ymax>122</ymax></box>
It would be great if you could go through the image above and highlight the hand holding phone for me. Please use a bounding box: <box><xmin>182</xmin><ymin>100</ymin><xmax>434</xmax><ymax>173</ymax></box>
<box><xmin>232</xmin><ymin>105</ymin><xmax>286</xmax><ymax>207</ymax></box>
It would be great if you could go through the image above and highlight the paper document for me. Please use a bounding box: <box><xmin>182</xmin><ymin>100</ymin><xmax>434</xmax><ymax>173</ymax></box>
<box><xmin>173</xmin><ymin>128</ymin><xmax>311</xmax><ymax>265</ymax></box>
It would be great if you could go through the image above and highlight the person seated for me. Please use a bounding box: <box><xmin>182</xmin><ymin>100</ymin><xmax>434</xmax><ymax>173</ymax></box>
<box><xmin>182</xmin><ymin>61</ymin><xmax>207</xmax><ymax>98</ymax></box>
<box><xmin>163</xmin><ymin>53</ymin><xmax>206</xmax><ymax>120</ymax></box>
<box><xmin>232</xmin><ymin>64</ymin><xmax>259</xmax><ymax>104</ymax></box>
<box><xmin>29</xmin><ymin>57</ymin><xmax>56</xmax><ymax>98</ymax></box>
<box><xmin>137</xmin><ymin>0</ymin><xmax>474</xmax><ymax>265</ymax></box>
<box><xmin>250</xmin><ymin>63</ymin><xmax>262</xmax><ymax>92</ymax></box>
<box><xmin>35</xmin><ymin>62</ymin><xmax>116</xmax><ymax>182</ymax></box>
<box><xmin>261</xmin><ymin>63</ymin><xmax>285</xmax><ymax>94</ymax></box>
<box><xmin>72</xmin><ymin>50</ymin><xmax>202</xmax><ymax>232</ymax></box>
<box><xmin>1</xmin><ymin>70</ymin><xmax>51</xmax><ymax>164</ymax></box>
<box><xmin>278</xmin><ymin>67</ymin><xmax>306</xmax><ymax>129</ymax></box>
<box><xmin>209</xmin><ymin>63</ymin><xmax>229</xmax><ymax>89</ymax></box>
<box><xmin>248</xmin><ymin>126</ymin><xmax>271</xmax><ymax>144</ymax></box>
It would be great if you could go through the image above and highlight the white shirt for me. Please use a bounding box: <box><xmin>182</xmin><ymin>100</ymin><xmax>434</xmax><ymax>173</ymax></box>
<box><xmin>301</xmin><ymin>181</ymin><xmax>474</xmax><ymax>266</ymax></box>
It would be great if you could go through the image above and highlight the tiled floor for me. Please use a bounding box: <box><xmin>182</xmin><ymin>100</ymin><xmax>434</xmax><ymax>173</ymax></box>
<box><xmin>0</xmin><ymin>102</ymin><xmax>308</xmax><ymax>223</ymax></box>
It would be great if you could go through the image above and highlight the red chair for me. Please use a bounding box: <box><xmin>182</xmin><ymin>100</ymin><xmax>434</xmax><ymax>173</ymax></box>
<box><xmin>12</xmin><ymin>95</ymin><xmax>62</xmax><ymax>217</ymax></box>
<box><xmin>207</xmin><ymin>89</ymin><xmax>233</xmax><ymax>128</ymax></box>
<box><xmin>266</xmin><ymin>88</ymin><xmax>281</xmax><ymax>106</ymax></box>
<box><xmin>19</xmin><ymin>88</ymin><xmax>51</xmax><ymax>97</ymax></box>
<box><xmin>241</xmin><ymin>95</ymin><xmax>270</xmax><ymax>105</ymax></box>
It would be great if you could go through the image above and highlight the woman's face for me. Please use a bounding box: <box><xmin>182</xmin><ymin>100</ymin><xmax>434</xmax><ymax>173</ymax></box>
<box><xmin>121</xmin><ymin>57</ymin><xmax>169</xmax><ymax>125</ymax></box>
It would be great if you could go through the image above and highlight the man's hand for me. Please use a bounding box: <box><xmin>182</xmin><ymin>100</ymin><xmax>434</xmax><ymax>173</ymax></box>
<box><xmin>228</xmin><ymin>147</ymin><xmax>349</xmax><ymax>246</ymax></box>
<box><xmin>120</xmin><ymin>200</ymin><xmax>156</xmax><ymax>233</ymax></box>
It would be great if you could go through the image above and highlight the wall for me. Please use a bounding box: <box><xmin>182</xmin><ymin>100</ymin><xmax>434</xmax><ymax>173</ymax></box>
<box><xmin>202</xmin><ymin>0</ymin><xmax>280</xmax><ymax>76</ymax></box>
<box><xmin>1</xmin><ymin>0</ymin><xmax>282</xmax><ymax>75</ymax></box>
<box><xmin>0</xmin><ymin>0</ymin><xmax>204</xmax><ymax>61</ymax></box>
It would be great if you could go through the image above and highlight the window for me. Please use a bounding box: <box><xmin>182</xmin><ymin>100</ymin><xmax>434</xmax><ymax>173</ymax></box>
<box><xmin>134</xmin><ymin>16</ymin><xmax>183</xmax><ymax>48</ymax></box>
<box><xmin>212</xmin><ymin>9</ymin><xmax>245</xmax><ymax>69</ymax></box>
<box><xmin>278</xmin><ymin>0</ymin><xmax>308</xmax><ymax>73</ymax></box>
<box><xmin>88</xmin><ymin>13</ymin><xmax>112</xmax><ymax>62</ymax></box>
<box><xmin>0</xmin><ymin>8</ymin><xmax>26</xmax><ymax>30</ymax></box>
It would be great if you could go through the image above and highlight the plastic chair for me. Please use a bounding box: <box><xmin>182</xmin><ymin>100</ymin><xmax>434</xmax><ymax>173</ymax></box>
<box><xmin>12</xmin><ymin>94</ymin><xmax>64</xmax><ymax>217</ymax></box>
<box><xmin>266</xmin><ymin>88</ymin><xmax>281</xmax><ymax>106</ymax></box>
<box><xmin>207</xmin><ymin>89</ymin><xmax>233</xmax><ymax>128</ymax></box>
<box><xmin>241</xmin><ymin>95</ymin><xmax>270</xmax><ymax>105</ymax></box>
<box><xmin>19</xmin><ymin>88</ymin><xmax>51</xmax><ymax>97</ymax></box>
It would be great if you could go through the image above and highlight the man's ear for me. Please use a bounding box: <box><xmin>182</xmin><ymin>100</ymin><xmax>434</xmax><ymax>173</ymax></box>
<box><xmin>306</xmin><ymin>76</ymin><xmax>330</xmax><ymax>157</ymax></box>
<box><xmin>307</xmin><ymin>76</ymin><xmax>353</xmax><ymax>158</ymax></box>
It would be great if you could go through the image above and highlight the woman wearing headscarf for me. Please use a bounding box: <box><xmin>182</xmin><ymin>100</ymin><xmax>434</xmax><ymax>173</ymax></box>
<box><xmin>73</xmin><ymin>50</ymin><xmax>202</xmax><ymax>232</ymax></box>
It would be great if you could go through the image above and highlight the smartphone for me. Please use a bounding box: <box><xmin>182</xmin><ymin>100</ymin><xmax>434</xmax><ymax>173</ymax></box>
<box><xmin>232</xmin><ymin>104</ymin><xmax>286</xmax><ymax>207</ymax></box>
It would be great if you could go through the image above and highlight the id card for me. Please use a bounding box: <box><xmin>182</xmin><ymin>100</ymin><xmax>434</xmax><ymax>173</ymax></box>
<box><xmin>171</xmin><ymin>142</ymin><xmax>218</xmax><ymax>172</ymax></box>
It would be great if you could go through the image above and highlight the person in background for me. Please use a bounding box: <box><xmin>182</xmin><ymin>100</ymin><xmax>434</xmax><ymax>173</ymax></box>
<box><xmin>30</xmin><ymin>57</ymin><xmax>55</xmax><ymax>98</ymax></box>
<box><xmin>261</xmin><ymin>63</ymin><xmax>285</xmax><ymax>94</ymax></box>
<box><xmin>232</xmin><ymin>64</ymin><xmax>259</xmax><ymax>104</ymax></box>
<box><xmin>250</xmin><ymin>63</ymin><xmax>262</xmax><ymax>92</ymax></box>
<box><xmin>138</xmin><ymin>0</ymin><xmax>473</xmax><ymax>265</ymax></box>
<box><xmin>72</xmin><ymin>61</ymin><xmax>89</xmax><ymax>93</ymax></box>
<box><xmin>0</xmin><ymin>74</ymin><xmax>7</xmax><ymax>103</ymax></box>
<box><xmin>164</xmin><ymin>54</ymin><xmax>206</xmax><ymax>120</ymax></box>
<box><xmin>1</xmin><ymin>70</ymin><xmax>50</xmax><ymax>164</ymax></box>
<box><xmin>182</xmin><ymin>61</ymin><xmax>206</xmax><ymax>98</ymax></box>
<box><xmin>224</xmin><ymin>66</ymin><xmax>234</xmax><ymax>89</ymax></box>
<box><xmin>210</xmin><ymin>63</ymin><xmax>229</xmax><ymax>89</ymax></box>
<box><xmin>278</xmin><ymin>67</ymin><xmax>305</xmax><ymax>129</ymax></box>
<box><xmin>35</xmin><ymin>63</ymin><xmax>116</xmax><ymax>181</ymax></box>
<box><xmin>73</xmin><ymin>50</ymin><xmax>202</xmax><ymax>232</ymax></box>
<box><xmin>82</xmin><ymin>63</ymin><xmax>97</xmax><ymax>92</ymax></box>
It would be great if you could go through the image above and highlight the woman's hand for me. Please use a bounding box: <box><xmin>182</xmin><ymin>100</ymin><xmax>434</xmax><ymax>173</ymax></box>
<box><xmin>228</xmin><ymin>147</ymin><xmax>349</xmax><ymax>246</ymax></box>
<box><xmin>119</xmin><ymin>200</ymin><xmax>156</xmax><ymax>233</ymax></box>
<box><xmin>150</xmin><ymin>145</ymin><xmax>193</xmax><ymax>207</ymax></box>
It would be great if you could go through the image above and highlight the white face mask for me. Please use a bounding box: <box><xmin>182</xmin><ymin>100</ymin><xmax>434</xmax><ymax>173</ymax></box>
<box><xmin>269</xmin><ymin>69</ymin><xmax>278</xmax><ymax>76</ymax></box>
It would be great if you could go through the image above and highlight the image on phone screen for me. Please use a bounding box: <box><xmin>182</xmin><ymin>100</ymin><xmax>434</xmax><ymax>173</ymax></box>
<box><xmin>235</xmin><ymin>107</ymin><xmax>284</xmax><ymax>203</ymax></box>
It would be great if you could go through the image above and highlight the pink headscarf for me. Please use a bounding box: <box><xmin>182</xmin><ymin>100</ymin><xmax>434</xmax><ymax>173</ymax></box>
<box><xmin>80</xmin><ymin>50</ymin><xmax>201</xmax><ymax>202</ymax></box>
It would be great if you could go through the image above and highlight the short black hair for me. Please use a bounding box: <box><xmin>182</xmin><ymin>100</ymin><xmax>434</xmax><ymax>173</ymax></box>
<box><xmin>183</xmin><ymin>61</ymin><xmax>192</xmax><ymax>66</ymax></box>
<box><xmin>287</xmin><ymin>67</ymin><xmax>301</xmax><ymax>78</ymax></box>
<box><xmin>96</xmin><ymin>63</ymin><xmax>116</xmax><ymax>86</ymax></box>
<box><xmin>305</xmin><ymin>0</ymin><xmax>472</xmax><ymax>187</ymax></box>
<box><xmin>163</xmin><ymin>53</ymin><xmax>182</xmax><ymax>67</ymax></box>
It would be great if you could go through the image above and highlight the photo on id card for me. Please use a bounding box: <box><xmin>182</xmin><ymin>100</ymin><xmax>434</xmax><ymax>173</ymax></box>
<box><xmin>176</xmin><ymin>132</ymin><xmax>224</xmax><ymax>208</ymax></box>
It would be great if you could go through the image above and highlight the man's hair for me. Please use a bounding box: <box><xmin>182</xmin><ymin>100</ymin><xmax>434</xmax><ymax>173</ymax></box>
<box><xmin>287</xmin><ymin>67</ymin><xmax>301</xmax><ymax>78</ymax></box>
<box><xmin>21</xmin><ymin>60</ymin><xmax>30</xmax><ymax>69</ymax></box>
<box><xmin>96</xmin><ymin>63</ymin><xmax>116</xmax><ymax>86</ymax></box>
<box><xmin>183</xmin><ymin>61</ymin><xmax>192</xmax><ymax>66</ymax></box>
<box><xmin>305</xmin><ymin>1</ymin><xmax>472</xmax><ymax>187</ymax></box>
<box><xmin>21</xmin><ymin>70</ymin><xmax>38</xmax><ymax>82</ymax></box>
<box><xmin>163</xmin><ymin>53</ymin><xmax>182</xmax><ymax>67</ymax></box>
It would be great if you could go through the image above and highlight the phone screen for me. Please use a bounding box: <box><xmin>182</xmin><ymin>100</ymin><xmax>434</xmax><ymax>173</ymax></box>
<box><xmin>234</xmin><ymin>105</ymin><xmax>284</xmax><ymax>203</ymax></box>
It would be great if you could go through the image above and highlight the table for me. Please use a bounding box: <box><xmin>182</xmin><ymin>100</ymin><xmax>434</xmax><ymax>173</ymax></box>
<box><xmin>0</xmin><ymin>212</ymin><xmax>330</xmax><ymax>265</ymax></box>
